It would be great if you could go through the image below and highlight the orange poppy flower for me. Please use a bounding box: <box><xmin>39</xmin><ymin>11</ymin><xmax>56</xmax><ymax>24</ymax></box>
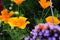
<box><xmin>8</xmin><ymin>17</ymin><xmax>18</xmax><ymax>29</ymax></box>
<box><xmin>16</xmin><ymin>17</ymin><xmax>30</xmax><ymax>29</ymax></box>
<box><xmin>0</xmin><ymin>9</ymin><xmax>14</xmax><ymax>23</ymax></box>
<box><xmin>45</xmin><ymin>16</ymin><xmax>60</xmax><ymax>25</ymax></box>
<box><xmin>13</xmin><ymin>0</ymin><xmax>25</xmax><ymax>5</ymax></box>
<box><xmin>8</xmin><ymin>17</ymin><xmax>30</xmax><ymax>29</ymax></box>
<box><xmin>39</xmin><ymin>0</ymin><xmax>50</xmax><ymax>9</ymax></box>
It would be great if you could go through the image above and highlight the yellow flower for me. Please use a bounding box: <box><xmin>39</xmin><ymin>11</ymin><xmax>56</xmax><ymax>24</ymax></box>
<box><xmin>39</xmin><ymin>0</ymin><xmax>50</xmax><ymax>9</ymax></box>
<box><xmin>0</xmin><ymin>9</ymin><xmax>14</xmax><ymax>23</ymax></box>
<box><xmin>8</xmin><ymin>17</ymin><xmax>18</xmax><ymax>29</ymax></box>
<box><xmin>8</xmin><ymin>17</ymin><xmax>18</xmax><ymax>27</ymax></box>
<box><xmin>13</xmin><ymin>0</ymin><xmax>25</xmax><ymax>5</ymax></box>
<box><xmin>45</xmin><ymin>16</ymin><xmax>59</xmax><ymax>25</ymax></box>
<box><xmin>16</xmin><ymin>17</ymin><xmax>30</xmax><ymax>29</ymax></box>
<box><xmin>8</xmin><ymin>17</ymin><xmax>30</xmax><ymax>29</ymax></box>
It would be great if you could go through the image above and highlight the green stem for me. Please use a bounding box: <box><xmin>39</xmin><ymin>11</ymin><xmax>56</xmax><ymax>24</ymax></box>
<box><xmin>57</xmin><ymin>13</ymin><xmax>58</xmax><ymax>18</ymax></box>
<box><xmin>42</xmin><ymin>9</ymin><xmax>45</xmax><ymax>17</ymax></box>
<box><xmin>3</xmin><ymin>23</ymin><xmax>5</xmax><ymax>40</ymax></box>
<box><xmin>44</xmin><ymin>8</ymin><xmax>50</xmax><ymax>18</ymax></box>
<box><xmin>18</xmin><ymin>5</ymin><xmax>20</xmax><ymax>17</ymax></box>
<box><xmin>18</xmin><ymin>5</ymin><xmax>19</xmax><ymax>12</ymax></box>
<box><xmin>0</xmin><ymin>20</ymin><xmax>1</xmax><ymax>27</ymax></box>
<box><xmin>41</xmin><ymin>9</ymin><xmax>45</xmax><ymax>22</ymax></box>
<box><xmin>50</xmin><ymin>0</ymin><xmax>54</xmax><ymax>25</ymax></box>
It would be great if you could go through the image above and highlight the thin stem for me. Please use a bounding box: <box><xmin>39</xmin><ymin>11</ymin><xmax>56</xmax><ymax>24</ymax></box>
<box><xmin>57</xmin><ymin>13</ymin><xmax>58</xmax><ymax>18</ymax></box>
<box><xmin>41</xmin><ymin>9</ymin><xmax>45</xmax><ymax>22</ymax></box>
<box><xmin>18</xmin><ymin>5</ymin><xmax>20</xmax><ymax>17</ymax></box>
<box><xmin>0</xmin><ymin>20</ymin><xmax>1</xmax><ymax>27</ymax></box>
<box><xmin>18</xmin><ymin>5</ymin><xmax>19</xmax><ymax>12</ymax></box>
<box><xmin>50</xmin><ymin>0</ymin><xmax>54</xmax><ymax>25</ymax></box>
<box><xmin>44</xmin><ymin>8</ymin><xmax>50</xmax><ymax>18</ymax></box>
<box><xmin>3</xmin><ymin>23</ymin><xmax>5</xmax><ymax>40</ymax></box>
<box><xmin>42</xmin><ymin>9</ymin><xmax>45</xmax><ymax>18</ymax></box>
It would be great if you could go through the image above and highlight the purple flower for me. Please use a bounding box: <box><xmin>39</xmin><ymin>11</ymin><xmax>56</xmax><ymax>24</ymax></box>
<box><xmin>44</xmin><ymin>33</ymin><xmax>49</xmax><ymax>37</ymax></box>
<box><xmin>32</xmin><ymin>36</ymin><xmax>36</xmax><ymax>40</ymax></box>
<box><xmin>25</xmin><ymin>22</ymin><xmax>60</xmax><ymax>40</ymax></box>
<box><xmin>54</xmin><ymin>33</ymin><xmax>58</xmax><ymax>37</ymax></box>
<box><xmin>48</xmin><ymin>37</ymin><xmax>52</xmax><ymax>40</ymax></box>
<box><xmin>30</xmin><ymin>29</ymin><xmax>37</xmax><ymax>36</ymax></box>
<box><xmin>41</xmin><ymin>30</ymin><xmax>45</xmax><ymax>33</ymax></box>
<box><xmin>30</xmin><ymin>36</ymin><xmax>36</xmax><ymax>40</ymax></box>
<box><xmin>30</xmin><ymin>38</ymin><xmax>33</xmax><ymax>40</ymax></box>
<box><xmin>49</xmin><ymin>25</ymin><xmax>54</xmax><ymax>30</ymax></box>
<box><xmin>45</xmin><ymin>30</ymin><xmax>49</xmax><ymax>34</ymax></box>
<box><xmin>59</xmin><ymin>36</ymin><xmax>60</xmax><ymax>40</ymax></box>
<box><xmin>39</xmin><ymin>32</ymin><xmax>43</xmax><ymax>36</ymax></box>
<box><xmin>25</xmin><ymin>37</ymin><xmax>30</xmax><ymax>40</ymax></box>
<box><xmin>53</xmin><ymin>25</ymin><xmax>59</xmax><ymax>29</ymax></box>
<box><xmin>35</xmin><ymin>25</ymin><xmax>40</xmax><ymax>32</ymax></box>
<box><xmin>44</xmin><ymin>23</ymin><xmax>49</xmax><ymax>29</ymax></box>
<box><xmin>35</xmin><ymin>25</ymin><xmax>39</xmax><ymax>30</ymax></box>
<box><xmin>56</xmin><ymin>26</ymin><xmax>60</xmax><ymax>31</ymax></box>
<box><xmin>47</xmin><ymin>33</ymin><xmax>50</xmax><ymax>36</ymax></box>
<box><xmin>44</xmin><ymin>33</ymin><xmax>47</xmax><ymax>36</ymax></box>
<box><xmin>39</xmin><ymin>36</ymin><xmax>42</xmax><ymax>39</ymax></box>
<box><xmin>52</xmin><ymin>37</ymin><xmax>56</xmax><ymax>40</ymax></box>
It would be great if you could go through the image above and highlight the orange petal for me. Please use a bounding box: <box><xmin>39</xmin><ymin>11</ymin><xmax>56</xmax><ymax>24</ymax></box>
<box><xmin>9</xmin><ymin>11</ymin><xmax>14</xmax><ymax>16</ymax></box>
<box><xmin>40</xmin><ymin>0</ymin><xmax>46</xmax><ymax>3</ymax></box>
<box><xmin>0</xmin><ymin>16</ymin><xmax>2</xmax><ymax>20</ymax></box>
<box><xmin>14</xmin><ymin>0</ymin><xmax>25</xmax><ymax>5</ymax></box>
<box><xmin>8</xmin><ymin>17</ymin><xmax>18</xmax><ymax>27</ymax></box>
<box><xmin>46</xmin><ymin>16</ymin><xmax>60</xmax><ymax>25</ymax></box>
<box><xmin>43</xmin><ymin>1</ymin><xmax>50</xmax><ymax>9</ymax></box>
<box><xmin>39</xmin><ymin>0</ymin><xmax>50</xmax><ymax>9</ymax></box>
<box><xmin>1</xmin><ymin>9</ymin><xmax>8</xmax><ymax>16</ymax></box>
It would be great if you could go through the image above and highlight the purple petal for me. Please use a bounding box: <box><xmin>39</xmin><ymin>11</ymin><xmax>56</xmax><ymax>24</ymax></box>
<box><xmin>45</xmin><ymin>30</ymin><xmax>49</xmax><ymax>34</ymax></box>
<box><xmin>41</xmin><ymin>30</ymin><xmax>45</xmax><ymax>33</ymax></box>
<box><xmin>44</xmin><ymin>23</ymin><xmax>49</xmax><ymax>28</ymax></box>
<box><xmin>59</xmin><ymin>36</ymin><xmax>60</xmax><ymax>40</ymax></box>
<box><xmin>30</xmin><ymin>38</ymin><xmax>33</xmax><ymax>40</ymax></box>
<box><xmin>52</xmin><ymin>37</ymin><xmax>56</xmax><ymax>40</ymax></box>
<box><xmin>54</xmin><ymin>33</ymin><xmax>58</xmax><ymax>37</ymax></box>
<box><xmin>25</xmin><ymin>37</ymin><xmax>30</xmax><ymax>40</ymax></box>
<box><xmin>32</xmin><ymin>36</ymin><xmax>36</xmax><ymax>40</ymax></box>
<box><xmin>35</xmin><ymin>25</ymin><xmax>39</xmax><ymax>30</ymax></box>
<box><xmin>44</xmin><ymin>33</ymin><xmax>49</xmax><ymax>36</ymax></box>
<box><xmin>30</xmin><ymin>29</ymin><xmax>37</xmax><ymax>36</ymax></box>
<box><xmin>54</xmin><ymin>25</ymin><xmax>59</xmax><ymax>29</ymax></box>
<box><xmin>56</xmin><ymin>26</ymin><xmax>60</xmax><ymax>31</ymax></box>
<box><xmin>48</xmin><ymin>37</ymin><xmax>52</xmax><ymax>40</ymax></box>
<box><xmin>44</xmin><ymin>33</ymin><xmax>47</xmax><ymax>36</ymax></box>
<box><xmin>49</xmin><ymin>25</ymin><xmax>54</xmax><ymax>30</ymax></box>
<box><xmin>39</xmin><ymin>32</ymin><xmax>43</xmax><ymax>36</ymax></box>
